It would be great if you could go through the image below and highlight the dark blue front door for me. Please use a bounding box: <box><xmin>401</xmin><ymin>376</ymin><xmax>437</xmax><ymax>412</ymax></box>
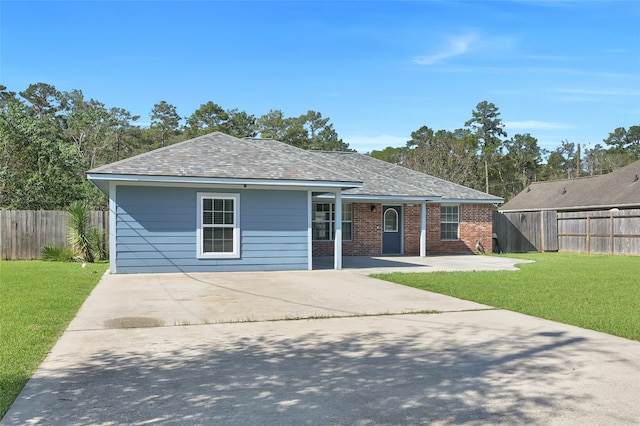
<box><xmin>382</xmin><ymin>206</ymin><xmax>402</xmax><ymax>254</ymax></box>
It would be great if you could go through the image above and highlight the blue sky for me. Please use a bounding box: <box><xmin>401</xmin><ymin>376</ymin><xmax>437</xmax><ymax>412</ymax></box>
<box><xmin>2</xmin><ymin>1</ymin><xmax>639</xmax><ymax>153</ymax></box>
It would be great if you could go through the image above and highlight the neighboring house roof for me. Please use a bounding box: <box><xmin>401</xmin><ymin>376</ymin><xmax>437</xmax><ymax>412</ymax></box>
<box><xmin>88</xmin><ymin>132</ymin><xmax>502</xmax><ymax>203</ymax></box>
<box><xmin>500</xmin><ymin>160</ymin><xmax>640</xmax><ymax>212</ymax></box>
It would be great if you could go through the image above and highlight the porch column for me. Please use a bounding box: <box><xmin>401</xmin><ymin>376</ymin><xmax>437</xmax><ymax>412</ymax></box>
<box><xmin>307</xmin><ymin>190</ymin><xmax>313</xmax><ymax>270</ymax></box>
<box><xmin>334</xmin><ymin>189</ymin><xmax>342</xmax><ymax>270</ymax></box>
<box><xmin>420</xmin><ymin>201</ymin><xmax>427</xmax><ymax>257</ymax></box>
<box><xmin>109</xmin><ymin>182</ymin><xmax>118</xmax><ymax>273</ymax></box>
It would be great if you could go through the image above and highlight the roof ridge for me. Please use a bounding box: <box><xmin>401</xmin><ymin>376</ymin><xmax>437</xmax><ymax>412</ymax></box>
<box><xmin>501</xmin><ymin>160</ymin><xmax>640</xmax><ymax>211</ymax></box>
<box><xmin>358</xmin><ymin>152</ymin><xmax>499</xmax><ymax>198</ymax></box>
<box><xmin>314</xmin><ymin>151</ymin><xmax>501</xmax><ymax>200</ymax></box>
<box><xmin>369</xmin><ymin>156</ymin><xmax>501</xmax><ymax>198</ymax></box>
<box><xmin>246</xmin><ymin>138</ymin><xmax>362</xmax><ymax>183</ymax></box>
<box><xmin>353</xmin><ymin>154</ymin><xmax>441</xmax><ymax>195</ymax></box>
<box><xmin>527</xmin><ymin>160</ymin><xmax>640</xmax><ymax>186</ymax></box>
<box><xmin>89</xmin><ymin>132</ymin><xmax>226</xmax><ymax>173</ymax></box>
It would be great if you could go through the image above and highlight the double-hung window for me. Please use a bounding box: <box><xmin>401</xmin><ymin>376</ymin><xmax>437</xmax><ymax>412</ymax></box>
<box><xmin>312</xmin><ymin>202</ymin><xmax>352</xmax><ymax>241</ymax></box>
<box><xmin>440</xmin><ymin>204</ymin><xmax>459</xmax><ymax>240</ymax></box>
<box><xmin>198</xmin><ymin>193</ymin><xmax>240</xmax><ymax>258</ymax></box>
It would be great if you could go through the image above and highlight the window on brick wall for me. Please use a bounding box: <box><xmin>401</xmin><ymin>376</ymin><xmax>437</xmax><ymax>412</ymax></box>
<box><xmin>312</xmin><ymin>202</ymin><xmax>352</xmax><ymax>241</ymax></box>
<box><xmin>440</xmin><ymin>204</ymin><xmax>459</xmax><ymax>240</ymax></box>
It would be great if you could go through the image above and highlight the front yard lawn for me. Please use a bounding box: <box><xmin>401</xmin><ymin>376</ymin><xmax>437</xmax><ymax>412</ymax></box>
<box><xmin>0</xmin><ymin>261</ymin><xmax>108</xmax><ymax>419</ymax></box>
<box><xmin>373</xmin><ymin>253</ymin><xmax>639</xmax><ymax>341</ymax></box>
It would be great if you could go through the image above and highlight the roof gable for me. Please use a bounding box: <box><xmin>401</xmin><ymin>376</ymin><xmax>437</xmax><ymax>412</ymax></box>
<box><xmin>500</xmin><ymin>160</ymin><xmax>640</xmax><ymax>212</ymax></box>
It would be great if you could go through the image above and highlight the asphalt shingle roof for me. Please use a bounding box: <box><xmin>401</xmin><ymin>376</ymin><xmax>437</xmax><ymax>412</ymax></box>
<box><xmin>500</xmin><ymin>160</ymin><xmax>640</xmax><ymax>212</ymax></box>
<box><xmin>311</xmin><ymin>151</ymin><xmax>501</xmax><ymax>201</ymax></box>
<box><xmin>89</xmin><ymin>133</ymin><xmax>358</xmax><ymax>183</ymax></box>
<box><xmin>89</xmin><ymin>132</ymin><xmax>502</xmax><ymax>202</ymax></box>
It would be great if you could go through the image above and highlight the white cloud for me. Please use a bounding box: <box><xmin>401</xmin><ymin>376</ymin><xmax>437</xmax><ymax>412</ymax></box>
<box><xmin>504</xmin><ymin>120</ymin><xmax>570</xmax><ymax>130</ymax></box>
<box><xmin>343</xmin><ymin>134</ymin><xmax>407</xmax><ymax>153</ymax></box>
<box><xmin>413</xmin><ymin>32</ymin><xmax>479</xmax><ymax>65</ymax></box>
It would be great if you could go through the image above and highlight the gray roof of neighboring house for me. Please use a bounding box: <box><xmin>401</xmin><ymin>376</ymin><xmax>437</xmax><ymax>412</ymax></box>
<box><xmin>89</xmin><ymin>132</ymin><xmax>502</xmax><ymax>202</ymax></box>
<box><xmin>500</xmin><ymin>160</ymin><xmax>640</xmax><ymax>212</ymax></box>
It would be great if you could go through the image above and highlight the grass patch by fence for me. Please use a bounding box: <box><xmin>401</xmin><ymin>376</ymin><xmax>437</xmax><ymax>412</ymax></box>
<box><xmin>373</xmin><ymin>253</ymin><xmax>640</xmax><ymax>341</ymax></box>
<box><xmin>0</xmin><ymin>261</ymin><xmax>108</xmax><ymax>419</ymax></box>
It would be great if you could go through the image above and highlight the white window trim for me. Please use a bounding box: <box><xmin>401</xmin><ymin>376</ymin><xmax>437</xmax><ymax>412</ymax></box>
<box><xmin>312</xmin><ymin>202</ymin><xmax>353</xmax><ymax>241</ymax></box>
<box><xmin>440</xmin><ymin>203</ymin><xmax>460</xmax><ymax>241</ymax></box>
<box><xmin>197</xmin><ymin>192</ymin><xmax>240</xmax><ymax>259</ymax></box>
<box><xmin>384</xmin><ymin>208</ymin><xmax>399</xmax><ymax>232</ymax></box>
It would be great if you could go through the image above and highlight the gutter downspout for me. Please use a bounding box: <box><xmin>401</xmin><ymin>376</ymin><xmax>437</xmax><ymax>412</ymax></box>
<box><xmin>420</xmin><ymin>202</ymin><xmax>427</xmax><ymax>257</ymax></box>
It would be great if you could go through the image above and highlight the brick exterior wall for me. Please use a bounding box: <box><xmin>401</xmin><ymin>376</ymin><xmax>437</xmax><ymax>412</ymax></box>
<box><xmin>403</xmin><ymin>204</ymin><xmax>422</xmax><ymax>255</ymax></box>
<box><xmin>312</xmin><ymin>202</ymin><xmax>494</xmax><ymax>256</ymax></box>
<box><xmin>313</xmin><ymin>203</ymin><xmax>382</xmax><ymax>256</ymax></box>
<box><xmin>425</xmin><ymin>203</ymin><xmax>493</xmax><ymax>255</ymax></box>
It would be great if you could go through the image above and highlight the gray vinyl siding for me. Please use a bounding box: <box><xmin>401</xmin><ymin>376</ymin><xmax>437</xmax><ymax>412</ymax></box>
<box><xmin>114</xmin><ymin>186</ymin><xmax>308</xmax><ymax>273</ymax></box>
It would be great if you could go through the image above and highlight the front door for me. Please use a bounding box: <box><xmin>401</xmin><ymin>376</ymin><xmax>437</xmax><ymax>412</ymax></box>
<box><xmin>382</xmin><ymin>205</ymin><xmax>402</xmax><ymax>254</ymax></box>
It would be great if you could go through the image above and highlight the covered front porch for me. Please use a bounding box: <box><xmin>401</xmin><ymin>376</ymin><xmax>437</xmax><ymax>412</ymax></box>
<box><xmin>310</xmin><ymin>195</ymin><xmax>430</xmax><ymax>271</ymax></box>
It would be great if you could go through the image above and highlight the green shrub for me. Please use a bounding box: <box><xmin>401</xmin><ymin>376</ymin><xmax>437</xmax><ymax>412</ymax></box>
<box><xmin>40</xmin><ymin>244</ymin><xmax>75</xmax><ymax>262</ymax></box>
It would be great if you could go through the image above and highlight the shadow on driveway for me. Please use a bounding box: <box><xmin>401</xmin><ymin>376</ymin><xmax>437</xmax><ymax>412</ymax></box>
<box><xmin>3</xmin><ymin>312</ymin><xmax>639</xmax><ymax>425</ymax></box>
<box><xmin>2</xmin><ymin>255</ymin><xmax>639</xmax><ymax>425</ymax></box>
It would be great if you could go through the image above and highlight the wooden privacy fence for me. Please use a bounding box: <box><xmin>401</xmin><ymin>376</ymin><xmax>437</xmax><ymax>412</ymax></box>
<box><xmin>557</xmin><ymin>209</ymin><xmax>640</xmax><ymax>255</ymax></box>
<box><xmin>494</xmin><ymin>208</ymin><xmax>640</xmax><ymax>256</ymax></box>
<box><xmin>0</xmin><ymin>210</ymin><xmax>109</xmax><ymax>260</ymax></box>
<box><xmin>493</xmin><ymin>211</ymin><xmax>558</xmax><ymax>254</ymax></box>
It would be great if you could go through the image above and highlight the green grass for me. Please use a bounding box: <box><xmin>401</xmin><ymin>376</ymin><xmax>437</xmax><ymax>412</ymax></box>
<box><xmin>0</xmin><ymin>261</ymin><xmax>108</xmax><ymax>419</ymax></box>
<box><xmin>373</xmin><ymin>253</ymin><xmax>640</xmax><ymax>341</ymax></box>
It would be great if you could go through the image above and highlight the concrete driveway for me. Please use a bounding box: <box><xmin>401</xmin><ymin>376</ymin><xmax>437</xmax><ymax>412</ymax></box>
<box><xmin>2</xmin><ymin>256</ymin><xmax>639</xmax><ymax>425</ymax></box>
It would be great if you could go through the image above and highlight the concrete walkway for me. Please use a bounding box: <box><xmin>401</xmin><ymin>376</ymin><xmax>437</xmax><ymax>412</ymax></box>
<box><xmin>313</xmin><ymin>254</ymin><xmax>534</xmax><ymax>274</ymax></box>
<box><xmin>2</xmin><ymin>256</ymin><xmax>639</xmax><ymax>425</ymax></box>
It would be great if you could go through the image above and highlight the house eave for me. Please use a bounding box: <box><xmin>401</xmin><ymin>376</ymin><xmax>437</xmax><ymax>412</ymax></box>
<box><xmin>313</xmin><ymin>194</ymin><xmax>442</xmax><ymax>203</ymax></box>
<box><xmin>439</xmin><ymin>198</ymin><xmax>504</xmax><ymax>205</ymax></box>
<box><xmin>312</xmin><ymin>194</ymin><xmax>503</xmax><ymax>204</ymax></box>
<box><xmin>87</xmin><ymin>173</ymin><xmax>363</xmax><ymax>194</ymax></box>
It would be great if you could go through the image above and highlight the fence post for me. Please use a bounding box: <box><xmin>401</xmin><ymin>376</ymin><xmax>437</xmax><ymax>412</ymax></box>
<box><xmin>587</xmin><ymin>216</ymin><xmax>591</xmax><ymax>254</ymax></box>
<box><xmin>540</xmin><ymin>212</ymin><xmax>545</xmax><ymax>252</ymax></box>
<box><xmin>609</xmin><ymin>208</ymin><xmax>618</xmax><ymax>255</ymax></box>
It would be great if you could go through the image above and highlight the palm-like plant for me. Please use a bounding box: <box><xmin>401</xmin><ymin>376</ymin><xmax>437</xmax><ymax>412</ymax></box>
<box><xmin>41</xmin><ymin>244</ymin><xmax>75</xmax><ymax>262</ymax></box>
<box><xmin>67</xmin><ymin>201</ymin><xmax>95</xmax><ymax>263</ymax></box>
<box><xmin>88</xmin><ymin>227</ymin><xmax>107</xmax><ymax>261</ymax></box>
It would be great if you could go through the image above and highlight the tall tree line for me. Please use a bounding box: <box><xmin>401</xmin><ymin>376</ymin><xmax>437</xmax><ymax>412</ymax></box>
<box><xmin>0</xmin><ymin>82</ymin><xmax>351</xmax><ymax>210</ymax></box>
<box><xmin>2</xmin><ymin>84</ymin><xmax>638</xmax><ymax>210</ymax></box>
<box><xmin>371</xmin><ymin>101</ymin><xmax>640</xmax><ymax>200</ymax></box>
